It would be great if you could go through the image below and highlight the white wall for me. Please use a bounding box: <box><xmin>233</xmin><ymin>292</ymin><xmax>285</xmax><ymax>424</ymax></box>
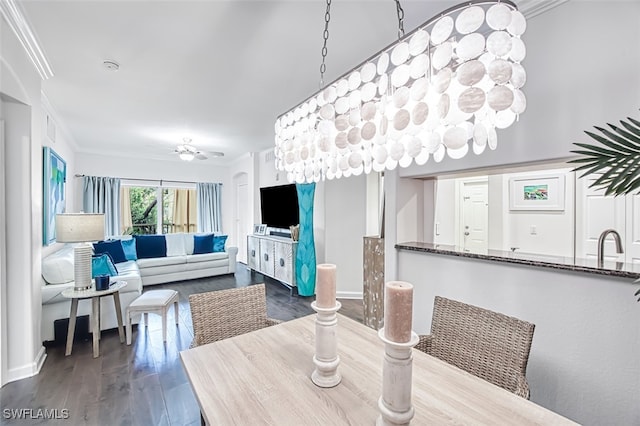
<box><xmin>74</xmin><ymin>152</ymin><xmax>233</xmax><ymax>242</ymax></box>
<box><xmin>397</xmin><ymin>250</ymin><xmax>640</xmax><ymax>425</ymax></box>
<box><xmin>0</xmin><ymin>15</ymin><xmax>47</xmax><ymax>384</ymax></box>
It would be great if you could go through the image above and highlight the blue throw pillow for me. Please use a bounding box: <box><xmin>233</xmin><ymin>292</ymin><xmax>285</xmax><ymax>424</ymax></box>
<box><xmin>134</xmin><ymin>235</ymin><xmax>167</xmax><ymax>259</ymax></box>
<box><xmin>193</xmin><ymin>234</ymin><xmax>214</xmax><ymax>254</ymax></box>
<box><xmin>121</xmin><ymin>238</ymin><xmax>137</xmax><ymax>261</ymax></box>
<box><xmin>92</xmin><ymin>254</ymin><xmax>118</xmax><ymax>278</ymax></box>
<box><xmin>213</xmin><ymin>235</ymin><xmax>228</xmax><ymax>253</ymax></box>
<box><xmin>93</xmin><ymin>239</ymin><xmax>127</xmax><ymax>264</ymax></box>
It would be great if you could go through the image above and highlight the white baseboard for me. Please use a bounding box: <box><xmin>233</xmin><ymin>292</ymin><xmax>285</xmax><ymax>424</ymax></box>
<box><xmin>6</xmin><ymin>346</ymin><xmax>47</xmax><ymax>384</ymax></box>
<box><xmin>337</xmin><ymin>291</ymin><xmax>362</xmax><ymax>299</ymax></box>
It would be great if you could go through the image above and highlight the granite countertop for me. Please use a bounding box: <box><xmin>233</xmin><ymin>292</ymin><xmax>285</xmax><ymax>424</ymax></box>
<box><xmin>395</xmin><ymin>242</ymin><xmax>640</xmax><ymax>279</ymax></box>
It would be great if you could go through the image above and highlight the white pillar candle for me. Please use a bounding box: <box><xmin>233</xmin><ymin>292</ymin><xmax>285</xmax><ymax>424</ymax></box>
<box><xmin>384</xmin><ymin>281</ymin><xmax>414</xmax><ymax>343</ymax></box>
<box><xmin>316</xmin><ymin>264</ymin><xmax>337</xmax><ymax>308</ymax></box>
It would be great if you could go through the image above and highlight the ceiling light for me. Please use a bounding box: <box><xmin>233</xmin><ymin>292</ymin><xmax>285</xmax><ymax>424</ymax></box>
<box><xmin>274</xmin><ymin>0</ymin><xmax>527</xmax><ymax>184</ymax></box>
<box><xmin>179</xmin><ymin>151</ymin><xmax>194</xmax><ymax>161</ymax></box>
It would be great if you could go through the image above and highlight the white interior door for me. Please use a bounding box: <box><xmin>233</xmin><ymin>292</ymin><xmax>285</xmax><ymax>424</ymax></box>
<box><xmin>576</xmin><ymin>177</ymin><xmax>625</xmax><ymax>262</ymax></box>
<box><xmin>625</xmin><ymin>192</ymin><xmax>640</xmax><ymax>265</ymax></box>
<box><xmin>460</xmin><ymin>180</ymin><xmax>488</xmax><ymax>253</ymax></box>
<box><xmin>236</xmin><ymin>182</ymin><xmax>248</xmax><ymax>264</ymax></box>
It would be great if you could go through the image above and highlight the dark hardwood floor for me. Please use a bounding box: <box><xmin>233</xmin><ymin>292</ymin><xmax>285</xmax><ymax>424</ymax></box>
<box><xmin>0</xmin><ymin>265</ymin><xmax>363</xmax><ymax>426</ymax></box>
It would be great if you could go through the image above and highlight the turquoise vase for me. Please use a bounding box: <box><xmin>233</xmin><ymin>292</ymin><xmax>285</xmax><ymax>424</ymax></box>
<box><xmin>295</xmin><ymin>183</ymin><xmax>316</xmax><ymax>296</ymax></box>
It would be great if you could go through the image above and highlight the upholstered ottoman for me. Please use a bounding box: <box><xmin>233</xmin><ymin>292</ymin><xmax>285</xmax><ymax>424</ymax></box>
<box><xmin>126</xmin><ymin>289</ymin><xmax>179</xmax><ymax>345</ymax></box>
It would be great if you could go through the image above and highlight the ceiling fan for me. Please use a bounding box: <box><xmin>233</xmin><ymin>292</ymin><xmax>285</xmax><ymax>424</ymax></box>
<box><xmin>173</xmin><ymin>138</ymin><xmax>223</xmax><ymax>161</ymax></box>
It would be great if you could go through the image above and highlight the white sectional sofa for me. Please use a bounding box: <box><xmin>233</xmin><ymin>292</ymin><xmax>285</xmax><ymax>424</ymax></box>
<box><xmin>40</xmin><ymin>233</ymin><xmax>238</xmax><ymax>342</ymax></box>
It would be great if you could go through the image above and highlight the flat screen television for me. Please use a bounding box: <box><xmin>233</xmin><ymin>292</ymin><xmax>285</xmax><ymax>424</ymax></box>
<box><xmin>260</xmin><ymin>184</ymin><xmax>299</xmax><ymax>229</ymax></box>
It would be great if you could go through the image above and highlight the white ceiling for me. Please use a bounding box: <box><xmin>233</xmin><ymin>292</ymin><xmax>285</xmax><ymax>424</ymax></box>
<box><xmin>19</xmin><ymin>0</ymin><xmax>545</xmax><ymax>165</ymax></box>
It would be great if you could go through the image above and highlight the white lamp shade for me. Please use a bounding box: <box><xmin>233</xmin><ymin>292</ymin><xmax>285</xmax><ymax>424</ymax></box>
<box><xmin>56</xmin><ymin>213</ymin><xmax>105</xmax><ymax>242</ymax></box>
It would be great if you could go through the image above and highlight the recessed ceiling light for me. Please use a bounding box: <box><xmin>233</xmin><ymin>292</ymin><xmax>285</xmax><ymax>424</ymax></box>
<box><xmin>103</xmin><ymin>60</ymin><xmax>120</xmax><ymax>71</ymax></box>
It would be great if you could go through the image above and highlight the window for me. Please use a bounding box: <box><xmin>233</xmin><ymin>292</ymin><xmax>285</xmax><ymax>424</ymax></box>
<box><xmin>162</xmin><ymin>188</ymin><xmax>196</xmax><ymax>234</ymax></box>
<box><xmin>121</xmin><ymin>186</ymin><xmax>158</xmax><ymax>235</ymax></box>
<box><xmin>121</xmin><ymin>185</ymin><xmax>196</xmax><ymax>235</ymax></box>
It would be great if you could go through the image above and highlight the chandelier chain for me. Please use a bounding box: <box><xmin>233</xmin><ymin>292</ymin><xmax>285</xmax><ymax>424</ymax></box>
<box><xmin>394</xmin><ymin>0</ymin><xmax>405</xmax><ymax>39</ymax></box>
<box><xmin>319</xmin><ymin>0</ymin><xmax>332</xmax><ymax>88</ymax></box>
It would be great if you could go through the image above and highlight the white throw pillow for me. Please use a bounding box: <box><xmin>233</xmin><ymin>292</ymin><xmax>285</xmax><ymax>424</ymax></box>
<box><xmin>184</xmin><ymin>233</ymin><xmax>195</xmax><ymax>255</ymax></box>
<box><xmin>165</xmin><ymin>233</ymin><xmax>187</xmax><ymax>256</ymax></box>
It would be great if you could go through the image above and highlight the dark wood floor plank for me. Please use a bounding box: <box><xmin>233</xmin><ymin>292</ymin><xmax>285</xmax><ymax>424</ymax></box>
<box><xmin>0</xmin><ymin>263</ymin><xmax>364</xmax><ymax>426</ymax></box>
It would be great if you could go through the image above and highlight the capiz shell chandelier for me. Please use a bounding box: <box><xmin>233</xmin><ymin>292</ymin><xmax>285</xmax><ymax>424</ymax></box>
<box><xmin>274</xmin><ymin>0</ymin><xmax>527</xmax><ymax>184</ymax></box>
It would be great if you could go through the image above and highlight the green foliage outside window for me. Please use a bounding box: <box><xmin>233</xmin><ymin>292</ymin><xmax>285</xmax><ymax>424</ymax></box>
<box><xmin>129</xmin><ymin>187</ymin><xmax>157</xmax><ymax>235</ymax></box>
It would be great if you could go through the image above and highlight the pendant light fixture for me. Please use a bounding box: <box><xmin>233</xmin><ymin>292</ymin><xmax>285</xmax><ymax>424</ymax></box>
<box><xmin>274</xmin><ymin>0</ymin><xmax>527</xmax><ymax>184</ymax></box>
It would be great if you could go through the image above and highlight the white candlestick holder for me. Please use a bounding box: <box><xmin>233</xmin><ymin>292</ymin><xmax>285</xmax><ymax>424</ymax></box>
<box><xmin>311</xmin><ymin>300</ymin><xmax>342</xmax><ymax>388</ymax></box>
<box><xmin>376</xmin><ymin>328</ymin><xmax>420</xmax><ymax>426</ymax></box>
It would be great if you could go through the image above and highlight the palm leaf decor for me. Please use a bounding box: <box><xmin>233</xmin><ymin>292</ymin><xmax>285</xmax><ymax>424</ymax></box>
<box><xmin>568</xmin><ymin>112</ymin><xmax>640</xmax><ymax>196</ymax></box>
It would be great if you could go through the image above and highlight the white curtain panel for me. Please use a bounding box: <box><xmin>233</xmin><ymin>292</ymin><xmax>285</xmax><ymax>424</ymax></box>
<box><xmin>82</xmin><ymin>176</ymin><xmax>121</xmax><ymax>237</ymax></box>
<box><xmin>196</xmin><ymin>182</ymin><xmax>222</xmax><ymax>233</ymax></box>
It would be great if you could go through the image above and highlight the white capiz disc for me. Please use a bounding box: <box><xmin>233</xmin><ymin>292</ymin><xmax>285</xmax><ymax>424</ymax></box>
<box><xmin>495</xmin><ymin>109</ymin><xmax>516</xmax><ymax>129</ymax></box>
<box><xmin>507</xmin><ymin>10</ymin><xmax>527</xmax><ymax>36</ymax></box>
<box><xmin>361</xmin><ymin>102</ymin><xmax>377</xmax><ymax>121</ymax></box>
<box><xmin>415</xmin><ymin>148</ymin><xmax>429</xmax><ymax>165</ymax></box>
<box><xmin>438</xmin><ymin>93</ymin><xmax>450</xmax><ymax>119</ymax></box>
<box><xmin>443</xmin><ymin>102</ymin><xmax>472</xmax><ymax>125</ymax></box>
<box><xmin>456</xmin><ymin>60</ymin><xmax>486</xmax><ymax>86</ymax></box>
<box><xmin>335</xmin><ymin>97</ymin><xmax>349</xmax><ymax>114</ymax></box>
<box><xmin>393</xmin><ymin>86</ymin><xmax>410</xmax><ymax>108</ymax></box>
<box><xmin>300</xmin><ymin>103</ymin><xmax>309</xmax><ymax>117</ymax></box>
<box><xmin>410</xmin><ymin>54</ymin><xmax>429</xmax><ymax>80</ymax></box>
<box><xmin>378</xmin><ymin>73</ymin><xmax>389</xmax><ymax>96</ymax></box>
<box><xmin>447</xmin><ymin>142</ymin><xmax>469</xmax><ymax>159</ymax></box>
<box><xmin>411</xmin><ymin>77</ymin><xmax>429</xmax><ymax>101</ymax></box>
<box><xmin>456</xmin><ymin>33</ymin><xmax>485</xmax><ymax>61</ymax></box>
<box><xmin>391</xmin><ymin>42</ymin><xmax>410</xmax><ymax>66</ymax></box>
<box><xmin>379</xmin><ymin>115</ymin><xmax>389</xmax><ymax>136</ymax></box>
<box><xmin>488</xmin><ymin>59</ymin><xmax>512</xmax><ymax>84</ymax></box>
<box><xmin>348</xmin><ymin>71</ymin><xmax>361</xmax><ymax>91</ymax></box>
<box><xmin>362</xmin><ymin>121</ymin><xmax>377</xmax><ymax>140</ymax></box>
<box><xmin>319</xmin><ymin>103</ymin><xmax>335</xmax><ymax>120</ymax></box>
<box><xmin>300</xmin><ymin>145</ymin><xmax>309</xmax><ymax>160</ymax></box>
<box><xmin>335</xmin><ymin>131</ymin><xmax>348</xmax><ymax>149</ymax></box>
<box><xmin>339</xmin><ymin>155</ymin><xmax>349</xmax><ymax>171</ymax></box>
<box><xmin>377</xmin><ymin>52</ymin><xmax>390</xmax><ymax>75</ymax></box>
<box><xmin>361</xmin><ymin>82</ymin><xmax>377</xmax><ymax>102</ymax></box>
<box><xmin>473</xmin><ymin>122</ymin><xmax>488</xmax><ymax>147</ymax></box>
<box><xmin>472</xmin><ymin>140</ymin><xmax>486</xmax><ymax>155</ymax></box>
<box><xmin>391</xmin><ymin>64</ymin><xmax>411</xmax><ymax>87</ymax></box>
<box><xmin>390</xmin><ymin>141</ymin><xmax>405</xmax><ymax>161</ymax></box>
<box><xmin>511</xmin><ymin>89</ymin><xmax>527</xmax><ymax>114</ymax></box>
<box><xmin>432</xmin><ymin>42</ymin><xmax>453</xmax><ymax>70</ymax></box>
<box><xmin>323</xmin><ymin>86</ymin><xmax>337</xmax><ymax>104</ymax></box>
<box><xmin>510</xmin><ymin>63</ymin><xmax>526</xmax><ymax>88</ymax></box>
<box><xmin>434</xmin><ymin>67</ymin><xmax>453</xmax><ymax>93</ymax></box>
<box><xmin>399</xmin><ymin>154</ymin><xmax>413</xmax><ymax>168</ymax></box>
<box><xmin>458</xmin><ymin>87</ymin><xmax>486</xmax><ymax>113</ymax></box>
<box><xmin>510</xmin><ymin>37</ymin><xmax>526</xmax><ymax>62</ymax></box>
<box><xmin>456</xmin><ymin>6</ymin><xmax>485</xmax><ymax>34</ymax></box>
<box><xmin>394</xmin><ymin>109</ymin><xmax>410</xmax><ymax>131</ymax></box>
<box><xmin>487</xmin><ymin>126</ymin><xmax>498</xmax><ymax>149</ymax></box>
<box><xmin>308</xmin><ymin>98</ymin><xmax>317</xmax><ymax>113</ymax></box>
<box><xmin>431</xmin><ymin>15</ymin><xmax>454</xmax><ymax>45</ymax></box>
<box><xmin>335</xmin><ymin>114</ymin><xmax>349</xmax><ymax>131</ymax></box>
<box><xmin>426</xmin><ymin>131</ymin><xmax>442</xmax><ymax>153</ymax></box>
<box><xmin>443</xmin><ymin>126</ymin><xmax>468</xmax><ymax>149</ymax></box>
<box><xmin>336</xmin><ymin>79</ymin><xmax>349</xmax><ymax>96</ymax></box>
<box><xmin>412</xmin><ymin>102</ymin><xmax>429</xmax><ymax>125</ymax></box>
<box><xmin>409</xmin><ymin>29</ymin><xmax>430</xmax><ymax>56</ymax></box>
<box><xmin>348</xmin><ymin>151</ymin><xmax>363</xmax><ymax>169</ymax></box>
<box><xmin>433</xmin><ymin>144</ymin><xmax>446</xmax><ymax>162</ymax></box>
<box><xmin>487</xmin><ymin>85</ymin><xmax>514</xmax><ymax>111</ymax></box>
<box><xmin>487</xmin><ymin>31</ymin><xmax>513</xmax><ymax>57</ymax></box>
<box><xmin>486</xmin><ymin>3</ymin><xmax>512</xmax><ymax>30</ymax></box>
<box><xmin>349</xmin><ymin>108</ymin><xmax>362</xmax><ymax>126</ymax></box>
<box><xmin>361</xmin><ymin>62</ymin><xmax>377</xmax><ymax>82</ymax></box>
<box><xmin>407</xmin><ymin>136</ymin><xmax>423</xmax><ymax>157</ymax></box>
<box><xmin>348</xmin><ymin>127</ymin><xmax>362</xmax><ymax>145</ymax></box>
<box><xmin>349</xmin><ymin>90</ymin><xmax>361</xmax><ymax>109</ymax></box>
<box><xmin>373</xmin><ymin>145</ymin><xmax>388</xmax><ymax>164</ymax></box>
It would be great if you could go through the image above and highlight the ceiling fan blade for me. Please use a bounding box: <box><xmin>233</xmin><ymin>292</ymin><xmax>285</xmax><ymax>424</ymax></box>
<box><xmin>195</xmin><ymin>152</ymin><xmax>208</xmax><ymax>160</ymax></box>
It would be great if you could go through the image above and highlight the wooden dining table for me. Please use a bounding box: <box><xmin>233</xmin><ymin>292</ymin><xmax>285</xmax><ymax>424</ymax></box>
<box><xmin>180</xmin><ymin>313</ymin><xmax>577</xmax><ymax>425</ymax></box>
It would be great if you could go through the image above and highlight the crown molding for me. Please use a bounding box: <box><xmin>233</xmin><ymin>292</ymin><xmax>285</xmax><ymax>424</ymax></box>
<box><xmin>0</xmin><ymin>0</ymin><xmax>53</xmax><ymax>80</ymax></box>
<box><xmin>517</xmin><ymin>0</ymin><xmax>570</xmax><ymax>19</ymax></box>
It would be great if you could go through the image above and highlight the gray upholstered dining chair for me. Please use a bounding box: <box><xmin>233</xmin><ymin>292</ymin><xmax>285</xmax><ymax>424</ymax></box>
<box><xmin>415</xmin><ymin>296</ymin><xmax>535</xmax><ymax>399</ymax></box>
<box><xmin>188</xmin><ymin>283</ymin><xmax>281</xmax><ymax>347</ymax></box>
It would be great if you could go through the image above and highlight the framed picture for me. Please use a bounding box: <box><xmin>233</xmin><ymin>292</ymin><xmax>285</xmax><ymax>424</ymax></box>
<box><xmin>509</xmin><ymin>174</ymin><xmax>566</xmax><ymax>211</ymax></box>
<box><xmin>254</xmin><ymin>224</ymin><xmax>267</xmax><ymax>235</ymax></box>
<box><xmin>43</xmin><ymin>147</ymin><xmax>67</xmax><ymax>245</ymax></box>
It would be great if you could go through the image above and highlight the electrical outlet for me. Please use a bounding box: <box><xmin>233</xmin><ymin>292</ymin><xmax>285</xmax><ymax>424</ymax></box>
<box><xmin>435</xmin><ymin>222</ymin><xmax>440</xmax><ymax>235</ymax></box>
<box><xmin>530</xmin><ymin>225</ymin><xmax>537</xmax><ymax>235</ymax></box>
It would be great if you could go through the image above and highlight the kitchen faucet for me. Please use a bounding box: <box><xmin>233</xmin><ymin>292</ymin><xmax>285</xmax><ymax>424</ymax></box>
<box><xmin>597</xmin><ymin>229</ymin><xmax>624</xmax><ymax>268</ymax></box>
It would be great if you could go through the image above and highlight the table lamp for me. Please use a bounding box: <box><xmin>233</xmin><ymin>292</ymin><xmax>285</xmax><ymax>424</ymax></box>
<box><xmin>55</xmin><ymin>213</ymin><xmax>105</xmax><ymax>291</ymax></box>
